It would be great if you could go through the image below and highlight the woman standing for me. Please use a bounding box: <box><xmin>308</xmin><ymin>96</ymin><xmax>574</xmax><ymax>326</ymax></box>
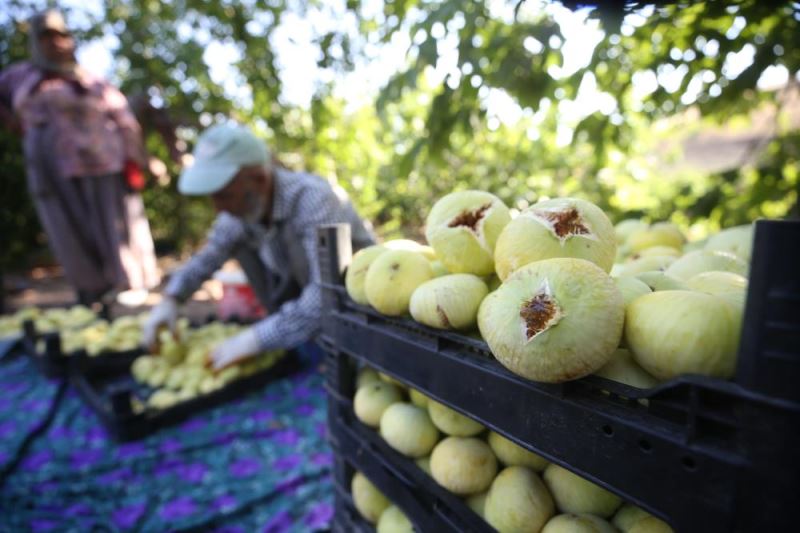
<box><xmin>0</xmin><ymin>9</ymin><xmax>160</xmax><ymax>304</ymax></box>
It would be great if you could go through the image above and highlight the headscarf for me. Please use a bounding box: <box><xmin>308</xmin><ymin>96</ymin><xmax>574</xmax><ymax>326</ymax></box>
<box><xmin>28</xmin><ymin>9</ymin><xmax>78</xmax><ymax>76</ymax></box>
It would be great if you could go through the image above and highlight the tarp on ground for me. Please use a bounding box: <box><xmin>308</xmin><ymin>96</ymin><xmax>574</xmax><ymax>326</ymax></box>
<box><xmin>0</xmin><ymin>352</ymin><xmax>333</xmax><ymax>533</ymax></box>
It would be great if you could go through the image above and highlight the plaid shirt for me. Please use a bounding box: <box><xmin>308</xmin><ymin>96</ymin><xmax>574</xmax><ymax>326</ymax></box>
<box><xmin>165</xmin><ymin>168</ymin><xmax>374</xmax><ymax>350</ymax></box>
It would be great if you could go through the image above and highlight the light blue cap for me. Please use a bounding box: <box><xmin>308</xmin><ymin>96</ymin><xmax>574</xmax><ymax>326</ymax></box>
<box><xmin>178</xmin><ymin>123</ymin><xmax>270</xmax><ymax>195</ymax></box>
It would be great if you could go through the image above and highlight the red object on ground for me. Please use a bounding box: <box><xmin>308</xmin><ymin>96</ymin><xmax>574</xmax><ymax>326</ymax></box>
<box><xmin>214</xmin><ymin>271</ymin><xmax>266</xmax><ymax>321</ymax></box>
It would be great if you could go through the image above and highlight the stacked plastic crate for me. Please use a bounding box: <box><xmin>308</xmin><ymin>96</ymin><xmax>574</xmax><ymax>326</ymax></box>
<box><xmin>318</xmin><ymin>221</ymin><xmax>800</xmax><ymax>532</ymax></box>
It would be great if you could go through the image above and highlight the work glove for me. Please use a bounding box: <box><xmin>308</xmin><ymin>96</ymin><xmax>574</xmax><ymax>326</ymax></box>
<box><xmin>142</xmin><ymin>296</ymin><xmax>179</xmax><ymax>350</ymax></box>
<box><xmin>207</xmin><ymin>327</ymin><xmax>260</xmax><ymax>372</ymax></box>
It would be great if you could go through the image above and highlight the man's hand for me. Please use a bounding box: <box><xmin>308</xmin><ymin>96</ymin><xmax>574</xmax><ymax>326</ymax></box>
<box><xmin>142</xmin><ymin>297</ymin><xmax>179</xmax><ymax>350</ymax></box>
<box><xmin>207</xmin><ymin>328</ymin><xmax>260</xmax><ymax>372</ymax></box>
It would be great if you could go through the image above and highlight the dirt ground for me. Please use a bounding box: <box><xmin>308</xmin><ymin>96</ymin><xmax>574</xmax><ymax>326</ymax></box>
<box><xmin>2</xmin><ymin>256</ymin><xmax>220</xmax><ymax>322</ymax></box>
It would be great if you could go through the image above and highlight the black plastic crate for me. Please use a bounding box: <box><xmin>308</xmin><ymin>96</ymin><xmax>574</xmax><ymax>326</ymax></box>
<box><xmin>21</xmin><ymin>320</ymin><xmax>143</xmax><ymax>379</ymax></box>
<box><xmin>0</xmin><ymin>335</ymin><xmax>24</xmax><ymax>361</ymax></box>
<box><xmin>72</xmin><ymin>349</ymin><xmax>300</xmax><ymax>441</ymax></box>
<box><xmin>328</xmin><ymin>392</ymin><xmax>491</xmax><ymax>533</ymax></box>
<box><xmin>735</xmin><ymin>220</ymin><xmax>800</xmax><ymax>401</ymax></box>
<box><xmin>19</xmin><ymin>314</ymin><xmax>256</xmax><ymax>379</ymax></box>
<box><xmin>317</xmin><ymin>221</ymin><xmax>800</xmax><ymax>533</ymax></box>
<box><xmin>331</xmin><ymin>482</ymin><xmax>375</xmax><ymax>533</ymax></box>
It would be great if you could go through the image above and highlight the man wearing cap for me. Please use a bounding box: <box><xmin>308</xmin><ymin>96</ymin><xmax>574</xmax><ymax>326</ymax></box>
<box><xmin>142</xmin><ymin>123</ymin><xmax>374</xmax><ymax>369</ymax></box>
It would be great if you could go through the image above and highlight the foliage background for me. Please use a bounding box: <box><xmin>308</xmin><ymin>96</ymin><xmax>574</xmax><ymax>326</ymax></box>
<box><xmin>0</xmin><ymin>0</ymin><xmax>798</xmax><ymax>269</ymax></box>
